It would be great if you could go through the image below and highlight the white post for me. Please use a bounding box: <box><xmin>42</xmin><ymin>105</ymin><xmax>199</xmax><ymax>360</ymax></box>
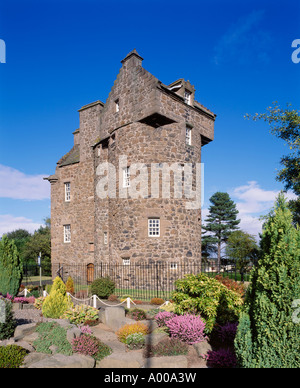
<box><xmin>126</xmin><ymin>297</ymin><xmax>131</xmax><ymax>309</ymax></box>
<box><xmin>24</xmin><ymin>288</ymin><xmax>28</xmax><ymax>297</ymax></box>
<box><xmin>93</xmin><ymin>295</ymin><xmax>97</xmax><ymax>309</ymax></box>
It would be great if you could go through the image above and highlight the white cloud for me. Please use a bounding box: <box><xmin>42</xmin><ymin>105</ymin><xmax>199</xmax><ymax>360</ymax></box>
<box><xmin>202</xmin><ymin>181</ymin><xmax>297</xmax><ymax>240</ymax></box>
<box><xmin>0</xmin><ymin>214</ymin><xmax>42</xmax><ymax>236</ymax></box>
<box><xmin>0</xmin><ymin>164</ymin><xmax>50</xmax><ymax>200</ymax></box>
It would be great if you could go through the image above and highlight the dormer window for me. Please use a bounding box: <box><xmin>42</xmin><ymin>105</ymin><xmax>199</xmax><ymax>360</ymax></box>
<box><xmin>184</xmin><ymin>90</ymin><xmax>191</xmax><ymax>105</ymax></box>
<box><xmin>115</xmin><ymin>99</ymin><xmax>120</xmax><ymax>113</ymax></box>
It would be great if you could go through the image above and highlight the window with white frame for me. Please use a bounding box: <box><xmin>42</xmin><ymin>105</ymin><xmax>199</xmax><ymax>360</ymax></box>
<box><xmin>170</xmin><ymin>262</ymin><xmax>178</xmax><ymax>270</ymax></box>
<box><xmin>186</xmin><ymin>126</ymin><xmax>192</xmax><ymax>145</ymax></box>
<box><xmin>64</xmin><ymin>224</ymin><xmax>71</xmax><ymax>243</ymax></box>
<box><xmin>148</xmin><ymin>218</ymin><xmax>160</xmax><ymax>237</ymax></box>
<box><xmin>122</xmin><ymin>257</ymin><xmax>130</xmax><ymax>266</ymax></box>
<box><xmin>123</xmin><ymin>166</ymin><xmax>130</xmax><ymax>188</ymax></box>
<box><xmin>65</xmin><ymin>182</ymin><xmax>71</xmax><ymax>202</ymax></box>
<box><xmin>184</xmin><ymin>90</ymin><xmax>191</xmax><ymax>105</ymax></box>
<box><xmin>104</xmin><ymin>231</ymin><xmax>108</xmax><ymax>245</ymax></box>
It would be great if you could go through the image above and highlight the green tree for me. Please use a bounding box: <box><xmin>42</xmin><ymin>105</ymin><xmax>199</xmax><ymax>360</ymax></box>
<box><xmin>246</xmin><ymin>102</ymin><xmax>300</xmax><ymax>224</ymax></box>
<box><xmin>0</xmin><ymin>235</ymin><xmax>23</xmax><ymax>297</ymax></box>
<box><xmin>234</xmin><ymin>194</ymin><xmax>300</xmax><ymax>368</ymax></box>
<box><xmin>225</xmin><ymin>230</ymin><xmax>259</xmax><ymax>280</ymax></box>
<box><xmin>23</xmin><ymin>218</ymin><xmax>51</xmax><ymax>275</ymax></box>
<box><xmin>202</xmin><ymin>192</ymin><xmax>240</xmax><ymax>269</ymax></box>
<box><xmin>6</xmin><ymin>229</ymin><xmax>31</xmax><ymax>264</ymax></box>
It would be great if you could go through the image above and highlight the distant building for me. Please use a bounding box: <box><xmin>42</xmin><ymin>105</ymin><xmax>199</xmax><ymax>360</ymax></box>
<box><xmin>45</xmin><ymin>50</ymin><xmax>216</xmax><ymax>277</ymax></box>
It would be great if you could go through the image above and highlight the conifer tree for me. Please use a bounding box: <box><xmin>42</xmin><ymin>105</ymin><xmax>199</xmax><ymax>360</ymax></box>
<box><xmin>0</xmin><ymin>235</ymin><xmax>23</xmax><ymax>297</ymax></box>
<box><xmin>42</xmin><ymin>276</ymin><xmax>71</xmax><ymax>318</ymax></box>
<box><xmin>234</xmin><ymin>194</ymin><xmax>300</xmax><ymax>368</ymax></box>
<box><xmin>202</xmin><ymin>192</ymin><xmax>240</xmax><ymax>268</ymax></box>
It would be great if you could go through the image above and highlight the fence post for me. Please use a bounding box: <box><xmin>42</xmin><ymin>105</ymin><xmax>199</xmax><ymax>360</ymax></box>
<box><xmin>126</xmin><ymin>297</ymin><xmax>131</xmax><ymax>309</ymax></box>
<box><xmin>93</xmin><ymin>295</ymin><xmax>97</xmax><ymax>309</ymax></box>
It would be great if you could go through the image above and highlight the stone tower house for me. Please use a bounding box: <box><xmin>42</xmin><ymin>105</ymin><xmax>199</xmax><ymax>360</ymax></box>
<box><xmin>46</xmin><ymin>50</ymin><xmax>216</xmax><ymax>274</ymax></box>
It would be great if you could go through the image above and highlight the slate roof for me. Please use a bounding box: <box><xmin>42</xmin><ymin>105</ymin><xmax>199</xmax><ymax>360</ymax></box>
<box><xmin>57</xmin><ymin>144</ymin><xmax>80</xmax><ymax>167</ymax></box>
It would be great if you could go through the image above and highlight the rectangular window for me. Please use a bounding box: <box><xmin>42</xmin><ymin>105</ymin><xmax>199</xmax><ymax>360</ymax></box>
<box><xmin>104</xmin><ymin>232</ymin><xmax>108</xmax><ymax>245</ymax></box>
<box><xmin>186</xmin><ymin>126</ymin><xmax>192</xmax><ymax>145</ymax></box>
<box><xmin>64</xmin><ymin>225</ymin><xmax>71</xmax><ymax>243</ymax></box>
<box><xmin>122</xmin><ymin>257</ymin><xmax>130</xmax><ymax>266</ymax></box>
<box><xmin>115</xmin><ymin>99</ymin><xmax>119</xmax><ymax>113</ymax></box>
<box><xmin>148</xmin><ymin>218</ymin><xmax>160</xmax><ymax>237</ymax></box>
<box><xmin>184</xmin><ymin>90</ymin><xmax>191</xmax><ymax>105</ymax></box>
<box><xmin>65</xmin><ymin>182</ymin><xmax>71</xmax><ymax>202</ymax></box>
<box><xmin>170</xmin><ymin>262</ymin><xmax>178</xmax><ymax>270</ymax></box>
<box><xmin>123</xmin><ymin>166</ymin><xmax>130</xmax><ymax>188</ymax></box>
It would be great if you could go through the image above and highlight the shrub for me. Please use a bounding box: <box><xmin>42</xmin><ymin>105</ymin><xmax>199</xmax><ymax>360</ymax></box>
<box><xmin>235</xmin><ymin>195</ymin><xmax>300</xmax><ymax>368</ymax></box>
<box><xmin>214</xmin><ymin>275</ymin><xmax>245</xmax><ymax>297</ymax></box>
<box><xmin>165</xmin><ymin>313</ymin><xmax>206</xmax><ymax>345</ymax></box>
<box><xmin>61</xmin><ymin>304</ymin><xmax>99</xmax><ymax>325</ymax></box>
<box><xmin>0</xmin><ymin>236</ymin><xmax>23</xmax><ymax>298</ymax></box>
<box><xmin>172</xmin><ymin>273</ymin><xmax>243</xmax><ymax>333</ymax></box>
<box><xmin>127</xmin><ymin>308</ymin><xmax>147</xmax><ymax>321</ymax></box>
<box><xmin>33</xmin><ymin>322</ymin><xmax>73</xmax><ymax>355</ymax></box>
<box><xmin>13</xmin><ymin>296</ymin><xmax>35</xmax><ymax>304</ymax></box>
<box><xmin>159</xmin><ymin>302</ymin><xmax>176</xmax><ymax>312</ymax></box>
<box><xmin>108</xmin><ymin>294</ymin><xmax>118</xmax><ymax>302</ymax></box>
<box><xmin>72</xmin><ymin>334</ymin><xmax>111</xmax><ymax>361</ymax></box>
<box><xmin>125</xmin><ymin>333</ymin><xmax>145</xmax><ymax>350</ymax></box>
<box><xmin>216</xmin><ymin>322</ymin><xmax>238</xmax><ymax>346</ymax></box>
<box><xmin>206</xmin><ymin>348</ymin><xmax>237</xmax><ymax>368</ymax></box>
<box><xmin>154</xmin><ymin>311</ymin><xmax>175</xmax><ymax>327</ymax></box>
<box><xmin>116</xmin><ymin>322</ymin><xmax>148</xmax><ymax>343</ymax></box>
<box><xmin>150</xmin><ymin>298</ymin><xmax>165</xmax><ymax>305</ymax></box>
<box><xmin>65</xmin><ymin>276</ymin><xmax>75</xmax><ymax>295</ymax></box>
<box><xmin>0</xmin><ymin>298</ymin><xmax>16</xmax><ymax>340</ymax></box>
<box><xmin>42</xmin><ymin>277</ymin><xmax>72</xmax><ymax>319</ymax></box>
<box><xmin>91</xmin><ymin>277</ymin><xmax>115</xmax><ymax>299</ymax></box>
<box><xmin>148</xmin><ymin>337</ymin><xmax>189</xmax><ymax>357</ymax></box>
<box><xmin>34</xmin><ymin>297</ymin><xmax>45</xmax><ymax>310</ymax></box>
<box><xmin>0</xmin><ymin>345</ymin><xmax>28</xmax><ymax>368</ymax></box>
<box><xmin>78</xmin><ymin>325</ymin><xmax>93</xmax><ymax>335</ymax></box>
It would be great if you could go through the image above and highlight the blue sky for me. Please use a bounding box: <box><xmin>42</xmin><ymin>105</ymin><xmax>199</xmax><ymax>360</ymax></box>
<box><xmin>0</xmin><ymin>0</ymin><xmax>299</xmax><ymax>237</ymax></box>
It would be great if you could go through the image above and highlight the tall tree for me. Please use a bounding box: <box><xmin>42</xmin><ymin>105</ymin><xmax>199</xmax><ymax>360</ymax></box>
<box><xmin>0</xmin><ymin>235</ymin><xmax>23</xmax><ymax>297</ymax></box>
<box><xmin>246</xmin><ymin>102</ymin><xmax>300</xmax><ymax>224</ymax></box>
<box><xmin>225</xmin><ymin>230</ymin><xmax>259</xmax><ymax>280</ymax></box>
<box><xmin>202</xmin><ymin>192</ymin><xmax>240</xmax><ymax>269</ymax></box>
<box><xmin>6</xmin><ymin>229</ymin><xmax>31</xmax><ymax>264</ymax></box>
<box><xmin>235</xmin><ymin>194</ymin><xmax>300</xmax><ymax>368</ymax></box>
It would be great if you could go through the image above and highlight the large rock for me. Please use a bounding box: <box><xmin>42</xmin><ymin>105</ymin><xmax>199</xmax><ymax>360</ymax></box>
<box><xmin>99</xmin><ymin>307</ymin><xmax>126</xmax><ymax>331</ymax></box>
<box><xmin>144</xmin><ymin>355</ymin><xmax>188</xmax><ymax>368</ymax></box>
<box><xmin>144</xmin><ymin>332</ymin><xmax>168</xmax><ymax>346</ymax></box>
<box><xmin>27</xmin><ymin>353</ymin><xmax>95</xmax><ymax>368</ymax></box>
<box><xmin>193</xmin><ymin>341</ymin><xmax>212</xmax><ymax>358</ymax></box>
<box><xmin>96</xmin><ymin>351</ymin><xmax>144</xmax><ymax>368</ymax></box>
<box><xmin>14</xmin><ymin>323</ymin><xmax>37</xmax><ymax>340</ymax></box>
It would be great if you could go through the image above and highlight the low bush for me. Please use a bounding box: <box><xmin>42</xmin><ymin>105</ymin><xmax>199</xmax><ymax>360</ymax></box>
<box><xmin>147</xmin><ymin>337</ymin><xmax>189</xmax><ymax>357</ymax></box>
<box><xmin>172</xmin><ymin>273</ymin><xmax>243</xmax><ymax>333</ymax></box>
<box><xmin>154</xmin><ymin>311</ymin><xmax>175</xmax><ymax>327</ymax></box>
<box><xmin>33</xmin><ymin>322</ymin><xmax>72</xmax><ymax>355</ymax></box>
<box><xmin>72</xmin><ymin>334</ymin><xmax>111</xmax><ymax>361</ymax></box>
<box><xmin>214</xmin><ymin>275</ymin><xmax>245</xmax><ymax>296</ymax></box>
<box><xmin>206</xmin><ymin>348</ymin><xmax>237</xmax><ymax>368</ymax></box>
<box><xmin>91</xmin><ymin>277</ymin><xmax>115</xmax><ymax>299</ymax></box>
<box><xmin>34</xmin><ymin>297</ymin><xmax>45</xmax><ymax>310</ymax></box>
<box><xmin>42</xmin><ymin>277</ymin><xmax>72</xmax><ymax>319</ymax></box>
<box><xmin>125</xmin><ymin>333</ymin><xmax>145</xmax><ymax>350</ymax></box>
<box><xmin>159</xmin><ymin>302</ymin><xmax>176</xmax><ymax>312</ymax></box>
<box><xmin>0</xmin><ymin>298</ymin><xmax>16</xmax><ymax>340</ymax></box>
<box><xmin>116</xmin><ymin>322</ymin><xmax>148</xmax><ymax>343</ymax></box>
<box><xmin>165</xmin><ymin>313</ymin><xmax>207</xmax><ymax>345</ymax></box>
<box><xmin>0</xmin><ymin>345</ymin><xmax>28</xmax><ymax>368</ymax></box>
<box><xmin>150</xmin><ymin>298</ymin><xmax>165</xmax><ymax>305</ymax></box>
<box><xmin>65</xmin><ymin>276</ymin><xmax>75</xmax><ymax>295</ymax></box>
<box><xmin>127</xmin><ymin>308</ymin><xmax>147</xmax><ymax>321</ymax></box>
<box><xmin>61</xmin><ymin>304</ymin><xmax>99</xmax><ymax>325</ymax></box>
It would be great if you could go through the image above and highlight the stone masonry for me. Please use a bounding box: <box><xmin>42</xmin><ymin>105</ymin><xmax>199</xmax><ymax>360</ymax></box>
<box><xmin>45</xmin><ymin>50</ymin><xmax>216</xmax><ymax>279</ymax></box>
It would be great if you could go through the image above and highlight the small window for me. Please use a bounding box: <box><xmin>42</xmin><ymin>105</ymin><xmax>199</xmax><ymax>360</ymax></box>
<box><xmin>65</xmin><ymin>182</ymin><xmax>71</xmax><ymax>202</ymax></box>
<box><xmin>184</xmin><ymin>90</ymin><xmax>191</xmax><ymax>105</ymax></box>
<box><xmin>123</xmin><ymin>166</ymin><xmax>130</xmax><ymax>188</ymax></box>
<box><xmin>64</xmin><ymin>224</ymin><xmax>71</xmax><ymax>243</ymax></box>
<box><xmin>122</xmin><ymin>257</ymin><xmax>130</xmax><ymax>266</ymax></box>
<box><xmin>97</xmin><ymin>146</ymin><xmax>101</xmax><ymax>157</ymax></box>
<box><xmin>170</xmin><ymin>262</ymin><xmax>178</xmax><ymax>270</ymax></box>
<box><xmin>148</xmin><ymin>218</ymin><xmax>160</xmax><ymax>237</ymax></box>
<box><xmin>115</xmin><ymin>99</ymin><xmax>120</xmax><ymax>113</ymax></box>
<box><xmin>186</xmin><ymin>126</ymin><xmax>192</xmax><ymax>146</ymax></box>
<box><xmin>104</xmin><ymin>231</ymin><xmax>108</xmax><ymax>245</ymax></box>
